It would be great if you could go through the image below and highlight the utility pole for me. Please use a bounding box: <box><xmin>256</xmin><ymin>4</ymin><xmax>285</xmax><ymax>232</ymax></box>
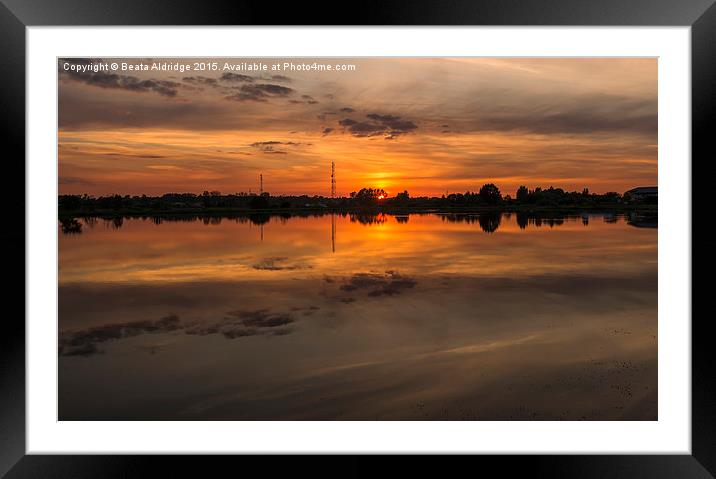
<box><xmin>260</xmin><ymin>174</ymin><xmax>263</xmax><ymax>195</ymax></box>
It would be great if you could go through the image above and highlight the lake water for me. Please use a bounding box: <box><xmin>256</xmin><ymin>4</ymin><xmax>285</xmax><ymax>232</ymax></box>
<box><xmin>58</xmin><ymin>211</ymin><xmax>657</xmax><ymax>420</ymax></box>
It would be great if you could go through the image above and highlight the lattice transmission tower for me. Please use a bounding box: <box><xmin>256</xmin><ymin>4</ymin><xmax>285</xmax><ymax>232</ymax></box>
<box><xmin>331</xmin><ymin>162</ymin><xmax>336</xmax><ymax>199</ymax></box>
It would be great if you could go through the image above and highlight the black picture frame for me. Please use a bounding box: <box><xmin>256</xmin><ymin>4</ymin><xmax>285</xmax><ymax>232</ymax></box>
<box><xmin>1</xmin><ymin>0</ymin><xmax>708</xmax><ymax>476</ymax></box>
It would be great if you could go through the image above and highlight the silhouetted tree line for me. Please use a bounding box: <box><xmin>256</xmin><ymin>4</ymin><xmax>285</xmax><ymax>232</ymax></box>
<box><xmin>59</xmin><ymin>191</ymin><xmax>340</xmax><ymax>213</ymax></box>
<box><xmin>513</xmin><ymin>186</ymin><xmax>625</xmax><ymax>207</ymax></box>
<box><xmin>59</xmin><ymin>183</ymin><xmax>648</xmax><ymax>216</ymax></box>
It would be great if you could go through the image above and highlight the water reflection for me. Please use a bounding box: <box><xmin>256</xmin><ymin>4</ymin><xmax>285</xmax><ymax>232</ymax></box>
<box><xmin>58</xmin><ymin>212</ymin><xmax>657</xmax><ymax>420</ymax></box>
<box><xmin>59</xmin><ymin>217</ymin><xmax>82</xmax><ymax>235</ymax></box>
<box><xmin>350</xmin><ymin>212</ymin><xmax>388</xmax><ymax>225</ymax></box>
<box><xmin>60</xmin><ymin>210</ymin><xmax>655</xmax><ymax>236</ymax></box>
<box><xmin>626</xmin><ymin>213</ymin><xmax>658</xmax><ymax>228</ymax></box>
<box><xmin>440</xmin><ymin>212</ymin><xmax>501</xmax><ymax>233</ymax></box>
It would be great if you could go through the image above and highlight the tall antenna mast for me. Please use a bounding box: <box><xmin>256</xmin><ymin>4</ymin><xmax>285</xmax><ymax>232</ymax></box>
<box><xmin>260</xmin><ymin>173</ymin><xmax>263</xmax><ymax>195</ymax></box>
<box><xmin>331</xmin><ymin>162</ymin><xmax>336</xmax><ymax>199</ymax></box>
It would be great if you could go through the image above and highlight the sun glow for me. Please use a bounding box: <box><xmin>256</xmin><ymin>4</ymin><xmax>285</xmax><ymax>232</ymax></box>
<box><xmin>57</xmin><ymin>58</ymin><xmax>658</xmax><ymax>197</ymax></box>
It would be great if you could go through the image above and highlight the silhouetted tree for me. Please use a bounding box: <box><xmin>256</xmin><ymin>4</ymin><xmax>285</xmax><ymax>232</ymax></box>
<box><xmin>516</xmin><ymin>185</ymin><xmax>529</xmax><ymax>203</ymax></box>
<box><xmin>479</xmin><ymin>183</ymin><xmax>502</xmax><ymax>205</ymax></box>
<box><xmin>394</xmin><ymin>190</ymin><xmax>410</xmax><ymax>206</ymax></box>
<box><xmin>350</xmin><ymin>188</ymin><xmax>387</xmax><ymax>206</ymax></box>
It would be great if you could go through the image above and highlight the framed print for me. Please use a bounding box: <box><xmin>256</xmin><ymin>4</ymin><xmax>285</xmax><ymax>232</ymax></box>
<box><xmin>2</xmin><ymin>0</ymin><xmax>710</xmax><ymax>476</ymax></box>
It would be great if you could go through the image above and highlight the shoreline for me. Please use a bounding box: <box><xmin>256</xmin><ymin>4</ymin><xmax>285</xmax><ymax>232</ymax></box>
<box><xmin>58</xmin><ymin>204</ymin><xmax>658</xmax><ymax>219</ymax></box>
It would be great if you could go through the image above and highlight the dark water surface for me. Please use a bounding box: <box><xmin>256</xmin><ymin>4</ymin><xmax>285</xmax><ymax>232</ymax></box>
<box><xmin>58</xmin><ymin>212</ymin><xmax>657</xmax><ymax>420</ymax></box>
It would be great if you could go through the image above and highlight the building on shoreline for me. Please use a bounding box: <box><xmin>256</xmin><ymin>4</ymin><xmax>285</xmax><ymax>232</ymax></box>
<box><xmin>624</xmin><ymin>186</ymin><xmax>657</xmax><ymax>202</ymax></box>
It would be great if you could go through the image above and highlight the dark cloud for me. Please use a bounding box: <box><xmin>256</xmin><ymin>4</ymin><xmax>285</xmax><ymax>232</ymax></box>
<box><xmin>346</xmin><ymin>122</ymin><xmax>384</xmax><ymax>136</ymax></box>
<box><xmin>289</xmin><ymin>94</ymin><xmax>319</xmax><ymax>105</ymax></box>
<box><xmin>220</xmin><ymin>72</ymin><xmax>254</xmax><ymax>83</ymax></box>
<box><xmin>366</xmin><ymin>113</ymin><xmax>418</xmax><ymax>132</ymax></box>
<box><xmin>249</xmin><ymin>141</ymin><xmax>308</xmax><ymax>155</ymax></box>
<box><xmin>254</xmin><ymin>84</ymin><xmax>294</xmax><ymax>95</ymax></box>
<box><xmin>338</xmin><ymin>113</ymin><xmax>418</xmax><ymax>138</ymax></box>
<box><xmin>225</xmin><ymin>83</ymin><xmax>294</xmax><ymax>102</ymax></box>
<box><xmin>182</xmin><ymin>76</ymin><xmax>219</xmax><ymax>87</ymax></box>
<box><xmin>250</xmin><ymin>141</ymin><xmax>304</xmax><ymax>148</ymax></box>
<box><xmin>340</xmin><ymin>107</ymin><xmax>355</xmax><ymax>113</ymax></box>
<box><xmin>59</xmin><ymin>60</ymin><xmax>181</xmax><ymax>97</ymax></box>
<box><xmin>322</xmin><ymin>127</ymin><xmax>334</xmax><ymax>135</ymax></box>
<box><xmin>366</xmin><ymin>113</ymin><xmax>400</xmax><ymax>122</ymax></box>
<box><xmin>60</xmin><ymin>69</ymin><xmax>181</xmax><ymax>97</ymax></box>
<box><xmin>270</xmin><ymin>75</ymin><xmax>292</xmax><ymax>82</ymax></box>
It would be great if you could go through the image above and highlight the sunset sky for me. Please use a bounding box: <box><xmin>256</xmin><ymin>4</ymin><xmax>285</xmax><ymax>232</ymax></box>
<box><xmin>58</xmin><ymin>57</ymin><xmax>657</xmax><ymax>197</ymax></box>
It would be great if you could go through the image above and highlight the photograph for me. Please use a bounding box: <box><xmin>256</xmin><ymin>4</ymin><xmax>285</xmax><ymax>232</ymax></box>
<box><xmin>57</xmin><ymin>56</ymin><xmax>658</xmax><ymax>421</ymax></box>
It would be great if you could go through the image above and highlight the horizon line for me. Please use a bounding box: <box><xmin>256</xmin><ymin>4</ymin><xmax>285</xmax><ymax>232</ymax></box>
<box><xmin>58</xmin><ymin>185</ymin><xmax>657</xmax><ymax>198</ymax></box>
